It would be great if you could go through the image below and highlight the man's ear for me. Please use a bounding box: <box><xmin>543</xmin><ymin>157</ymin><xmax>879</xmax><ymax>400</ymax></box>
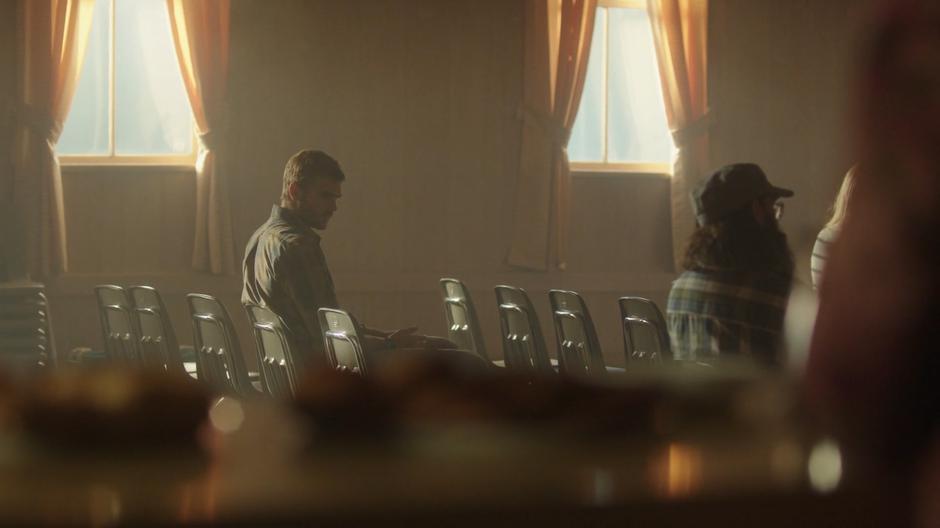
<box><xmin>287</xmin><ymin>181</ymin><xmax>301</xmax><ymax>202</ymax></box>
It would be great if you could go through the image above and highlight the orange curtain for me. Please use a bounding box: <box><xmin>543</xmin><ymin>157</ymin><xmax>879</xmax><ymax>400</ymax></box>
<box><xmin>166</xmin><ymin>0</ymin><xmax>235</xmax><ymax>275</ymax></box>
<box><xmin>508</xmin><ymin>0</ymin><xmax>597</xmax><ymax>271</ymax></box>
<box><xmin>13</xmin><ymin>0</ymin><xmax>94</xmax><ymax>278</ymax></box>
<box><xmin>647</xmin><ymin>0</ymin><xmax>710</xmax><ymax>270</ymax></box>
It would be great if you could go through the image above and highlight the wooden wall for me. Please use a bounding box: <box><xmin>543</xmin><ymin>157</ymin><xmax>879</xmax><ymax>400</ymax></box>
<box><xmin>1</xmin><ymin>0</ymin><xmax>876</xmax><ymax>368</ymax></box>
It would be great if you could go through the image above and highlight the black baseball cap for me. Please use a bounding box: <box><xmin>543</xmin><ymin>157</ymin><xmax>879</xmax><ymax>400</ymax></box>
<box><xmin>691</xmin><ymin>163</ymin><xmax>794</xmax><ymax>225</ymax></box>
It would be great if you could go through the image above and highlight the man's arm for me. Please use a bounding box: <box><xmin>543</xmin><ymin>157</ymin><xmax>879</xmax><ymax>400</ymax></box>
<box><xmin>277</xmin><ymin>238</ymin><xmax>339</xmax><ymax>361</ymax></box>
<box><xmin>361</xmin><ymin>325</ymin><xmax>458</xmax><ymax>351</ymax></box>
<box><xmin>280</xmin><ymin>240</ymin><xmax>456</xmax><ymax>353</ymax></box>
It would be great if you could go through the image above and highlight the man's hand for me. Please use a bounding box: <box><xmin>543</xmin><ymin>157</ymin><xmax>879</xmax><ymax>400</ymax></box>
<box><xmin>385</xmin><ymin>328</ymin><xmax>458</xmax><ymax>350</ymax></box>
<box><xmin>386</xmin><ymin>327</ymin><xmax>420</xmax><ymax>348</ymax></box>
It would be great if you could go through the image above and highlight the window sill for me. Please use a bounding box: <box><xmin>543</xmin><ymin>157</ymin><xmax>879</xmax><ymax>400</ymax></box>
<box><xmin>571</xmin><ymin>169</ymin><xmax>671</xmax><ymax>180</ymax></box>
<box><xmin>60</xmin><ymin>163</ymin><xmax>196</xmax><ymax>174</ymax></box>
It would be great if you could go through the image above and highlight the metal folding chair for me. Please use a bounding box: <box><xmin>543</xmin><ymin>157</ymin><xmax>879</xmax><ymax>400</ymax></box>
<box><xmin>245</xmin><ymin>303</ymin><xmax>299</xmax><ymax>398</ymax></box>
<box><xmin>317</xmin><ymin>308</ymin><xmax>369</xmax><ymax>375</ymax></box>
<box><xmin>494</xmin><ymin>285</ymin><xmax>554</xmax><ymax>375</ymax></box>
<box><xmin>187</xmin><ymin>293</ymin><xmax>262</xmax><ymax>397</ymax></box>
<box><xmin>548</xmin><ymin>289</ymin><xmax>607</xmax><ymax>376</ymax></box>
<box><xmin>622</xmin><ymin>315</ymin><xmax>666</xmax><ymax>363</ymax></box>
<box><xmin>439</xmin><ymin>278</ymin><xmax>490</xmax><ymax>362</ymax></box>
<box><xmin>95</xmin><ymin>284</ymin><xmax>138</xmax><ymax>363</ymax></box>
<box><xmin>618</xmin><ymin>296</ymin><xmax>672</xmax><ymax>362</ymax></box>
<box><xmin>129</xmin><ymin>285</ymin><xmax>190</xmax><ymax>375</ymax></box>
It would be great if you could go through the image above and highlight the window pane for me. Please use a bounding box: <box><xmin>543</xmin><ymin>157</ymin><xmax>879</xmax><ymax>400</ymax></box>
<box><xmin>606</xmin><ymin>8</ymin><xmax>672</xmax><ymax>164</ymax></box>
<box><xmin>115</xmin><ymin>0</ymin><xmax>193</xmax><ymax>155</ymax></box>
<box><xmin>567</xmin><ymin>8</ymin><xmax>606</xmax><ymax>163</ymax></box>
<box><xmin>57</xmin><ymin>0</ymin><xmax>110</xmax><ymax>156</ymax></box>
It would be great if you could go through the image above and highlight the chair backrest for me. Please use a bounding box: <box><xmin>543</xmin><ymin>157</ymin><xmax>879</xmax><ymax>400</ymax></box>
<box><xmin>317</xmin><ymin>308</ymin><xmax>368</xmax><ymax>375</ymax></box>
<box><xmin>622</xmin><ymin>316</ymin><xmax>666</xmax><ymax>363</ymax></box>
<box><xmin>618</xmin><ymin>296</ymin><xmax>671</xmax><ymax>360</ymax></box>
<box><xmin>134</xmin><ymin>307</ymin><xmax>174</xmax><ymax>369</ymax></box>
<box><xmin>95</xmin><ymin>285</ymin><xmax>137</xmax><ymax>358</ymax></box>
<box><xmin>494</xmin><ymin>285</ymin><xmax>553</xmax><ymax>374</ymax></box>
<box><xmin>101</xmin><ymin>304</ymin><xmax>141</xmax><ymax>363</ymax></box>
<box><xmin>187</xmin><ymin>293</ymin><xmax>256</xmax><ymax>396</ymax></box>
<box><xmin>245</xmin><ymin>303</ymin><xmax>298</xmax><ymax>398</ymax></box>
<box><xmin>439</xmin><ymin>278</ymin><xmax>489</xmax><ymax>361</ymax></box>
<box><xmin>190</xmin><ymin>313</ymin><xmax>239</xmax><ymax>395</ymax></box>
<box><xmin>0</xmin><ymin>284</ymin><xmax>53</xmax><ymax>372</ymax></box>
<box><xmin>548</xmin><ymin>289</ymin><xmax>606</xmax><ymax>375</ymax></box>
<box><xmin>496</xmin><ymin>303</ymin><xmax>554</xmax><ymax>374</ymax></box>
<box><xmin>129</xmin><ymin>285</ymin><xmax>186</xmax><ymax>374</ymax></box>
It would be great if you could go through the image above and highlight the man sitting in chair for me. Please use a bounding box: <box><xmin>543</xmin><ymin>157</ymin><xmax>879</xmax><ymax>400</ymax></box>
<box><xmin>666</xmin><ymin>163</ymin><xmax>795</xmax><ymax>367</ymax></box>
<box><xmin>242</xmin><ymin>149</ymin><xmax>452</xmax><ymax>368</ymax></box>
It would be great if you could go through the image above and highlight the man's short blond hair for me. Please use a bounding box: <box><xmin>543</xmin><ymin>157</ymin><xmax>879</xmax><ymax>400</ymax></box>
<box><xmin>280</xmin><ymin>150</ymin><xmax>345</xmax><ymax>205</ymax></box>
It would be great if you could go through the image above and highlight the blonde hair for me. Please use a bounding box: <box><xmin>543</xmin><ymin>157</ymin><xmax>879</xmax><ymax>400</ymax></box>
<box><xmin>825</xmin><ymin>165</ymin><xmax>858</xmax><ymax>229</ymax></box>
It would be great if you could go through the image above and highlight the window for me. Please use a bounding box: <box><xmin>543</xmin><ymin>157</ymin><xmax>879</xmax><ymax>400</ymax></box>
<box><xmin>568</xmin><ymin>0</ymin><xmax>673</xmax><ymax>174</ymax></box>
<box><xmin>57</xmin><ymin>0</ymin><xmax>195</xmax><ymax>165</ymax></box>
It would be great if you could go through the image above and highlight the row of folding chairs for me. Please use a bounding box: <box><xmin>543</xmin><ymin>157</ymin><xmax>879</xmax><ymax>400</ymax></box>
<box><xmin>90</xmin><ymin>280</ymin><xmax>672</xmax><ymax>400</ymax></box>
<box><xmin>304</xmin><ymin>280</ymin><xmax>672</xmax><ymax>383</ymax></box>
<box><xmin>94</xmin><ymin>285</ymin><xmax>259</xmax><ymax>395</ymax></box>
<box><xmin>95</xmin><ymin>284</ymin><xmax>327</xmax><ymax>400</ymax></box>
<box><xmin>439</xmin><ymin>279</ymin><xmax>671</xmax><ymax>376</ymax></box>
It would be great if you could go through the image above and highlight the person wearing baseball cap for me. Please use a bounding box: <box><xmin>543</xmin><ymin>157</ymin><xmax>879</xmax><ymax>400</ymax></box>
<box><xmin>666</xmin><ymin>163</ymin><xmax>795</xmax><ymax>367</ymax></box>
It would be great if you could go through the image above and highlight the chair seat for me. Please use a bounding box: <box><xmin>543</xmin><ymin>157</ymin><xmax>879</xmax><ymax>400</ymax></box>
<box><xmin>490</xmin><ymin>358</ymin><xmax>624</xmax><ymax>373</ymax></box>
<box><xmin>490</xmin><ymin>358</ymin><xmax>560</xmax><ymax>368</ymax></box>
<box><xmin>184</xmin><ymin>361</ymin><xmax>198</xmax><ymax>378</ymax></box>
<box><xmin>187</xmin><ymin>364</ymin><xmax>260</xmax><ymax>382</ymax></box>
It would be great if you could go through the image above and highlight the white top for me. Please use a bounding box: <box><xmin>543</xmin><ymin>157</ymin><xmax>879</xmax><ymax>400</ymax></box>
<box><xmin>811</xmin><ymin>225</ymin><xmax>840</xmax><ymax>290</ymax></box>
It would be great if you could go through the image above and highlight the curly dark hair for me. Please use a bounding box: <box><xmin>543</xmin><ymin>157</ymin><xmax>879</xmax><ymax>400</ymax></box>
<box><xmin>682</xmin><ymin>205</ymin><xmax>794</xmax><ymax>278</ymax></box>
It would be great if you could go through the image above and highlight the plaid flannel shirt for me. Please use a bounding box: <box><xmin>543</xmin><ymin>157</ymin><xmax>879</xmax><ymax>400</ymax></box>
<box><xmin>242</xmin><ymin>205</ymin><xmax>339</xmax><ymax>366</ymax></box>
<box><xmin>666</xmin><ymin>269</ymin><xmax>791</xmax><ymax>366</ymax></box>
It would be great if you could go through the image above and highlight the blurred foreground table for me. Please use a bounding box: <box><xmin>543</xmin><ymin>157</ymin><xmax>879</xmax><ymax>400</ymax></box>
<box><xmin>0</xmin><ymin>395</ymin><xmax>907</xmax><ymax>527</ymax></box>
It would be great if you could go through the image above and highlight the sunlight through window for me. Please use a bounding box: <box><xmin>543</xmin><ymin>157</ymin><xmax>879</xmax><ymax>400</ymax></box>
<box><xmin>58</xmin><ymin>0</ymin><xmax>195</xmax><ymax>164</ymax></box>
<box><xmin>568</xmin><ymin>2</ymin><xmax>673</xmax><ymax>173</ymax></box>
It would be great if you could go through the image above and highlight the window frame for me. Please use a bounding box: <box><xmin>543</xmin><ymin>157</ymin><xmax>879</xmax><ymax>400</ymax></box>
<box><xmin>569</xmin><ymin>0</ymin><xmax>672</xmax><ymax>176</ymax></box>
<box><xmin>57</xmin><ymin>0</ymin><xmax>197</xmax><ymax>167</ymax></box>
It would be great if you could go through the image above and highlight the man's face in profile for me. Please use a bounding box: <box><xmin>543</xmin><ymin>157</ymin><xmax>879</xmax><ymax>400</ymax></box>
<box><xmin>295</xmin><ymin>178</ymin><xmax>342</xmax><ymax>230</ymax></box>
